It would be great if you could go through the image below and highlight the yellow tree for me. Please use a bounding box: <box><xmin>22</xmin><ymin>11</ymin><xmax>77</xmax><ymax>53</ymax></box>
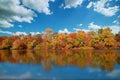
<box><xmin>99</xmin><ymin>28</ymin><xmax>115</xmax><ymax>49</ymax></box>
<box><xmin>76</xmin><ymin>31</ymin><xmax>87</xmax><ymax>47</ymax></box>
<box><xmin>42</xmin><ymin>28</ymin><xmax>53</xmax><ymax>49</ymax></box>
<box><xmin>88</xmin><ymin>31</ymin><xmax>100</xmax><ymax>49</ymax></box>
<box><xmin>43</xmin><ymin>28</ymin><xmax>52</xmax><ymax>40</ymax></box>
<box><xmin>1</xmin><ymin>38</ymin><xmax>12</xmax><ymax>49</ymax></box>
<box><xmin>115</xmin><ymin>32</ymin><xmax>120</xmax><ymax>48</ymax></box>
<box><xmin>12</xmin><ymin>39</ymin><xmax>27</xmax><ymax>49</ymax></box>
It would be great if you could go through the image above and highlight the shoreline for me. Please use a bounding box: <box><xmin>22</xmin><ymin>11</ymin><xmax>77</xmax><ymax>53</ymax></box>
<box><xmin>0</xmin><ymin>47</ymin><xmax>120</xmax><ymax>50</ymax></box>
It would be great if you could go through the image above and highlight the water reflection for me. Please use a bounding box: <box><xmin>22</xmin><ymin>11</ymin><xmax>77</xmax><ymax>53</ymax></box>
<box><xmin>0</xmin><ymin>50</ymin><xmax>120</xmax><ymax>72</ymax></box>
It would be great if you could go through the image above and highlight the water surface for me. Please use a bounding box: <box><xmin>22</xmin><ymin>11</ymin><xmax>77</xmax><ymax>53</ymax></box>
<box><xmin>0</xmin><ymin>50</ymin><xmax>120</xmax><ymax>79</ymax></box>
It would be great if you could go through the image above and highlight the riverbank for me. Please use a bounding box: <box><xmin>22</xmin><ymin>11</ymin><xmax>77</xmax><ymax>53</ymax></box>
<box><xmin>0</xmin><ymin>46</ymin><xmax>120</xmax><ymax>50</ymax></box>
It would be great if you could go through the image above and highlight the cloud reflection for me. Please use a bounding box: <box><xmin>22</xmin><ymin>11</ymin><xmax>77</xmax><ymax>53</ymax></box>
<box><xmin>107</xmin><ymin>69</ymin><xmax>120</xmax><ymax>78</ymax></box>
<box><xmin>88</xmin><ymin>68</ymin><xmax>101</xmax><ymax>73</ymax></box>
<box><xmin>0</xmin><ymin>72</ymin><xmax>31</xmax><ymax>79</ymax></box>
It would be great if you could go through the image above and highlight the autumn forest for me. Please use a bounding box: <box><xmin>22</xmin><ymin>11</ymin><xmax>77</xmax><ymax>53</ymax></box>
<box><xmin>0</xmin><ymin>27</ymin><xmax>120</xmax><ymax>50</ymax></box>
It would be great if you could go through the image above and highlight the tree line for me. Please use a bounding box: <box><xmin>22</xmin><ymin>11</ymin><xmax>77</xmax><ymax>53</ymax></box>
<box><xmin>0</xmin><ymin>27</ymin><xmax>120</xmax><ymax>50</ymax></box>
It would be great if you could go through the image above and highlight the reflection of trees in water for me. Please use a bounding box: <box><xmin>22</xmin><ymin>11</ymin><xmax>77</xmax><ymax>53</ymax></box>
<box><xmin>116</xmin><ymin>52</ymin><xmax>120</xmax><ymax>64</ymax></box>
<box><xmin>0</xmin><ymin>50</ymin><xmax>120</xmax><ymax>71</ymax></box>
<box><xmin>90</xmin><ymin>50</ymin><xmax>116</xmax><ymax>71</ymax></box>
<box><xmin>0</xmin><ymin>50</ymin><xmax>11</xmax><ymax>62</ymax></box>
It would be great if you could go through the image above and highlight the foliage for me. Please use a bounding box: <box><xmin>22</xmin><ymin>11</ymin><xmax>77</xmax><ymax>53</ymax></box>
<box><xmin>1</xmin><ymin>38</ymin><xmax>12</xmax><ymax>49</ymax></box>
<box><xmin>12</xmin><ymin>39</ymin><xmax>27</xmax><ymax>49</ymax></box>
<box><xmin>0</xmin><ymin>27</ymin><xmax>119</xmax><ymax>50</ymax></box>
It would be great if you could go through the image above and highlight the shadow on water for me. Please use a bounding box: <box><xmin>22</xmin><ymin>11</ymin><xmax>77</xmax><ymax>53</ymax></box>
<box><xmin>0</xmin><ymin>49</ymin><xmax>120</xmax><ymax>72</ymax></box>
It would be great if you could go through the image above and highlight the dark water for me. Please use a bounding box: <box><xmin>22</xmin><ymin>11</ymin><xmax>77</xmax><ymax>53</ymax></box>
<box><xmin>0</xmin><ymin>50</ymin><xmax>120</xmax><ymax>79</ymax></box>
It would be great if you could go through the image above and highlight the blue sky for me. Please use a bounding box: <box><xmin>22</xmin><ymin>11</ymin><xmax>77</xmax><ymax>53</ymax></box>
<box><xmin>0</xmin><ymin>0</ymin><xmax>120</xmax><ymax>36</ymax></box>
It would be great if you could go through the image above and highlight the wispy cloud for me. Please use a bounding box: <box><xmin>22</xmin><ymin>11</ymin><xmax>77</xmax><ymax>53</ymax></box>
<box><xmin>64</xmin><ymin>0</ymin><xmax>84</xmax><ymax>9</ymax></box>
<box><xmin>73</xmin><ymin>28</ymin><xmax>90</xmax><ymax>33</ymax></box>
<box><xmin>113</xmin><ymin>15</ymin><xmax>120</xmax><ymax>25</ymax></box>
<box><xmin>0</xmin><ymin>30</ymin><xmax>41</xmax><ymax>35</ymax></box>
<box><xmin>58</xmin><ymin>28</ymin><xmax>71</xmax><ymax>34</ymax></box>
<box><xmin>86</xmin><ymin>0</ymin><xmax>119</xmax><ymax>17</ymax></box>
<box><xmin>0</xmin><ymin>29</ymin><xmax>13</xmax><ymax>35</ymax></box>
<box><xmin>78</xmin><ymin>23</ymin><xmax>83</xmax><ymax>27</ymax></box>
<box><xmin>22</xmin><ymin>0</ymin><xmax>55</xmax><ymax>15</ymax></box>
<box><xmin>88</xmin><ymin>22</ymin><xmax>101</xmax><ymax>30</ymax></box>
<box><xmin>86</xmin><ymin>2</ymin><xmax>93</xmax><ymax>9</ymax></box>
<box><xmin>73</xmin><ymin>22</ymin><xmax>120</xmax><ymax>34</ymax></box>
<box><xmin>18</xmin><ymin>25</ymin><xmax>23</xmax><ymax>28</ymax></box>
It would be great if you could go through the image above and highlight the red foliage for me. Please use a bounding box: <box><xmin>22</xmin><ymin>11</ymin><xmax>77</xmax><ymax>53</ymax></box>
<box><xmin>10</xmin><ymin>35</ymin><xmax>19</xmax><ymax>43</ymax></box>
<box><xmin>69</xmin><ymin>33</ymin><xmax>76</xmax><ymax>38</ymax></box>
<box><xmin>115</xmin><ymin>33</ymin><xmax>120</xmax><ymax>42</ymax></box>
<box><xmin>0</xmin><ymin>36</ymin><xmax>8</xmax><ymax>45</ymax></box>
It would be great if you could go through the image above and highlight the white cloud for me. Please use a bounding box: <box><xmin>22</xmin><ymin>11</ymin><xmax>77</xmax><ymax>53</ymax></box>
<box><xmin>74</xmin><ymin>22</ymin><xmax>120</xmax><ymax>34</ymax></box>
<box><xmin>88</xmin><ymin>22</ymin><xmax>101</xmax><ymax>30</ymax></box>
<box><xmin>0</xmin><ymin>30</ymin><xmax>27</xmax><ymax>35</ymax></box>
<box><xmin>14</xmin><ymin>31</ymin><xmax>41</xmax><ymax>36</ymax></box>
<box><xmin>0</xmin><ymin>0</ymin><xmax>35</xmax><ymax>28</ymax></box>
<box><xmin>113</xmin><ymin>20</ymin><xmax>120</xmax><ymax>25</ymax></box>
<box><xmin>58</xmin><ymin>28</ymin><xmax>71</xmax><ymax>34</ymax></box>
<box><xmin>73</xmin><ymin>28</ymin><xmax>81</xmax><ymax>31</ymax></box>
<box><xmin>79</xmin><ymin>23</ymin><xmax>83</xmax><ymax>26</ymax></box>
<box><xmin>0</xmin><ymin>30</ymin><xmax>27</xmax><ymax>36</ymax></box>
<box><xmin>64</xmin><ymin>0</ymin><xmax>84</xmax><ymax>9</ymax></box>
<box><xmin>81</xmin><ymin>29</ymin><xmax>90</xmax><ymax>33</ymax></box>
<box><xmin>86</xmin><ymin>2</ymin><xmax>93</xmax><ymax>8</ymax></box>
<box><xmin>108</xmin><ymin>25</ymin><xmax>120</xmax><ymax>34</ymax></box>
<box><xmin>18</xmin><ymin>25</ymin><xmax>22</xmax><ymax>28</ymax></box>
<box><xmin>59</xmin><ymin>3</ymin><xmax>64</xmax><ymax>8</ymax></box>
<box><xmin>0</xmin><ymin>29</ymin><xmax>42</xmax><ymax>36</ymax></box>
<box><xmin>73</xmin><ymin>28</ymin><xmax>90</xmax><ymax>33</ymax></box>
<box><xmin>106</xmin><ymin>3</ymin><xmax>110</xmax><ymax>7</ymax></box>
<box><xmin>0</xmin><ymin>0</ymin><xmax>55</xmax><ymax>28</ymax></box>
<box><xmin>22</xmin><ymin>0</ymin><xmax>55</xmax><ymax>15</ymax></box>
<box><xmin>88</xmin><ymin>22</ymin><xmax>120</xmax><ymax>34</ymax></box>
<box><xmin>93</xmin><ymin>0</ymin><xmax>119</xmax><ymax>16</ymax></box>
<box><xmin>14</xmin><ymin>32</ymin><xmax>27</xmax><ymax>36</ymax></box>
<box><xmin>87</xmin><ymin>0</ymin><xmax>119</xmax><ymax>16</ymax></box>
<box><xmin>30</xmin><ymin>32</ymin><xmax>41</xmax><ymax>36</ymax></box>
<box><xmin>0</xmin><ymin>20</ymin><xmax>14</xmax><ymax>28</ymax></box>
<box><xmin>107</xmin><ymin>69</ymin><xmax>120</xmax><ymax>78</ymax></box>
<box><xmin>0</xmin><ymin>29</ymin><xmax>13</xmax><ymax>35</ymax></box>
<box><xmin>113</xmin><ymin>15</ymin><xmax>120</xmax><ymax>25</ymax></box>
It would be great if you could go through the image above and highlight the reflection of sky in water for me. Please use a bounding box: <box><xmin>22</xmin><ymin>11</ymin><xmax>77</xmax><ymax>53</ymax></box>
<box><xmin>0</xmin><ymin>62</ymin><xmax>120</xmax><ymax>79</ymax></box>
